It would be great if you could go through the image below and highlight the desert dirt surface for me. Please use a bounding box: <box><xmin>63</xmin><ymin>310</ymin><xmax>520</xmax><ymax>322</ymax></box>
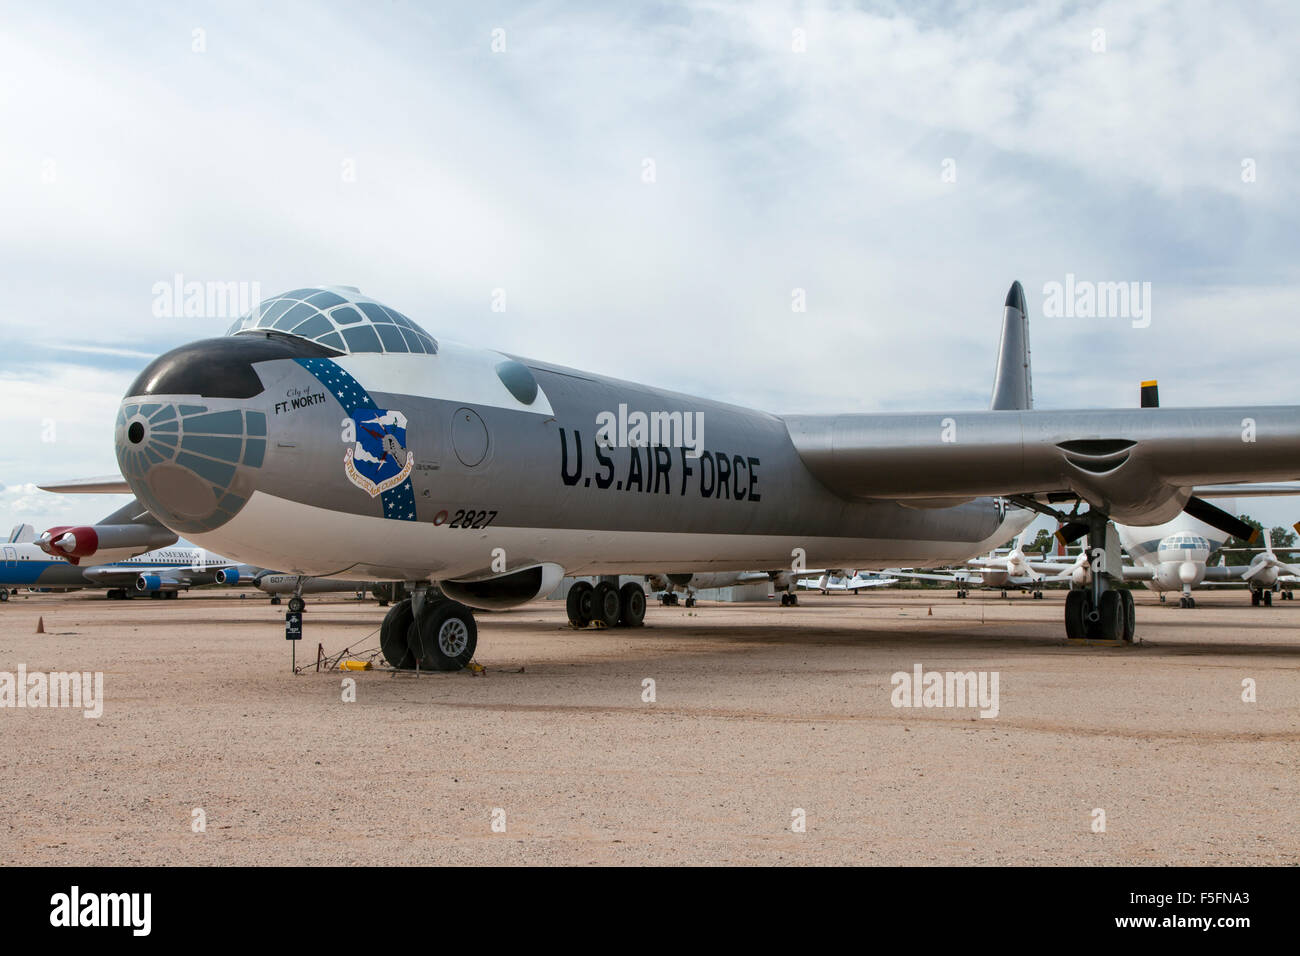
<box><xmin>1</xmin><ymin>586</ymin><xmax>1296</xmax><ymax>865</ymax></box>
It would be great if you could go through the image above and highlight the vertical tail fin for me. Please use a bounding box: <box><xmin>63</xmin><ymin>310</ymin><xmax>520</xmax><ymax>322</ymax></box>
<box><xmin>990</xmin><ymin>280</ymin><xmax>1033</xmax><ymax>410</ymax></box>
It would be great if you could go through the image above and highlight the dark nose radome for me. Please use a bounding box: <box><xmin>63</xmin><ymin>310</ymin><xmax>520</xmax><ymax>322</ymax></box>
<box><xmin>127</xmin><ymin>333</ymin><xmax>338</xmax><ymax>399</ymax></box>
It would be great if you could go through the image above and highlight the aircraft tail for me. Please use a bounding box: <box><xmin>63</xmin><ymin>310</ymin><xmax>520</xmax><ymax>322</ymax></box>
<box><xmin>990</xmin><ymin>280</ymin><xmax>1033</xmax><ymax>410</ymax></box>
<box><xmin>7</xmin><ymin>523</ymin><xmax>35</xmax><ymax>544</ymax></box>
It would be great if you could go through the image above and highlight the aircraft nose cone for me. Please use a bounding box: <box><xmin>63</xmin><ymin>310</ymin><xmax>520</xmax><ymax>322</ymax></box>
<box><xmin>116</xmin><ymin>398</ymin><xmax>268</xmax><ymax>535</ymax></box>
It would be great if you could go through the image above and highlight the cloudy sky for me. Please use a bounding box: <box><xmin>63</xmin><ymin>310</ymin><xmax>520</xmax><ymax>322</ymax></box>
<box><xmin>4</xmin><ymin>0</ymin><xmax>1300</xmax><ymax>537</ymax></box>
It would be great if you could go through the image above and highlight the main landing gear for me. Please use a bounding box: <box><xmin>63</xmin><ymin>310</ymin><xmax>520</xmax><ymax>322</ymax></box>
<box><xmin>380</xmin><ymin>589</ymin><xmax>478</xmax><ymax>671</ymax></box>
<box><xmin>1061</xmin><ymin>511</ymin><xmax>1135</xmax><ymax>642</ymax></box>
<box><xmin>1006</xmin><ymin>497</ymin><xmax>1136</xmax><ymax>643</ymax></box>
<box><xmin>567</xmin><ymin>580</ymin><xmax>646</xmax><ymax>628</ymax></box>
<box><xmin>779</xmin><ymin>591</ymin><xmax>799</xmax><ymax>606</ymax></box>
<box><xmin>1250</xmin><ymin>588</ymin><xmax>1275</xmax><ymax>607</ymax></box>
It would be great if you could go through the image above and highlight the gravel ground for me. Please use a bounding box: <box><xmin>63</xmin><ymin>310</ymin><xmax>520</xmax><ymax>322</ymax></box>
<box><xmin>1</xmin><ymin>587</ymin><xmax>1296</xmax><ymax>865</ymax></box>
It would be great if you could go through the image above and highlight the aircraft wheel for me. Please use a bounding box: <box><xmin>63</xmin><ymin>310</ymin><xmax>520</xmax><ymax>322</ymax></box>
<box><xmin>1264</xmin><ymin>589</ymin><xmax>1273</xmax><ymax>606</ymax></box>
<box><xmin>789</xmin><ymin>593</ymin><xmax>798</xmax><ymax>606</ymax></box>
<box><xmin>592</xmin><ymin>581</ymin><xmax>621</xmax><ymax>627</ymax></box>
<box><xmin>1120</xmin><ymin>589</ymin><xmax>1136</xmax><ymax>642</ymax></box>
<box><xmin>1064</xmin><ymin>589</ymin><xmax>1088</xmax><ymax>639</ymax></box>
<box><xmin>288</xmin><ymin>596</ymin><xmax>306</xmax><ymax>613</ymax></box>
<box><xmin>1097</xmin><ymin>590</ymin><xmax>1124</xmax><ymax>640</ymax></box>
<box><xmin>685</xmin><ymin>596</ymin><xmax>696</xmax><ymax>608</ymax></box>
<box><xmin>0</xmin><ymin>589</ymin><xmax>7</xmax><ymax>602</ymax></box>
<box><xmin>1251</xmin><ymin>590</ymin><xmax>1261</xmax><ymax>607</ymax></box>
<box><xmin>1188</xmin><ymin>597</ymin><xmax>1195</xmax><ymax>609</ymax></box>
<box><xmin>380</xmin><ymin>600</ymin><xmax>416</xmax><ymax>669</ymax></box>
<box><xmin>1001</xmin><ymin>590</ymin><xmax>1008</xmax><ymax>599</ymax></box>
<box><xmin>566</xmin><ymin>581</ymin><xmax>594</xmax><ymax>627</ymax></box>
<box><xmin>618</xmin><ymin>582</ymin><xmax>646</xmax><ymax>627</ymax></box>
<box><xmin>409</xmin><ymin>601</ymin><xmax>477</xmax><ymax>671</ymax></box>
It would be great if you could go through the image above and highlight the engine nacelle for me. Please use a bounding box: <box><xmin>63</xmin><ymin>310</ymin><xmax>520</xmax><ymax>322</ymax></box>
<box><xmin>38</xmin><ymin>523</ymin><xmax>176</xmax><ymax>562</ymax></box>
<box><xmin>439</xmin><ymin>563</ymin><xmax>565</xmax><ymax>610</ymax></box>
<box><xmin>214</xmin><ymin>567</ymin><xmax>240</xmax><ymax>585</ymax></box>
<box><xmin>136</xmin><ymin>574</ymin><xmax>164</xmax><ymax>592</ymax></box>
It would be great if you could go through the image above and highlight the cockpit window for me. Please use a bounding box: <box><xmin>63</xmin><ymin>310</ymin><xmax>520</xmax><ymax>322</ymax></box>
<box><xmin>227</xmin><ymin>287</ymin><xmax>438</xmax><ymax>356</ymax></box>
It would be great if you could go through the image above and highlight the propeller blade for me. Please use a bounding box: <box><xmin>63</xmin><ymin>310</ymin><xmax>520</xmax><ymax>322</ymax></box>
<box><xmin>1242</xmin><ymin>561</ymin><xmax>1269</xmax><ymax>581</ymax></box>
<box><xmin>1182</xmin><ymin>496</ymin><xmax>1259</xmax><ymax>543</ymax></box>
<box><xmin>1140</xmin><ymin>379</ymin><xmax>1160</xmax><ymax>408</ymax></box>
<box><xmin>1056</xmin><ymin>521</ymin><xmax>1089</xmax><ymax>545</ymax></box>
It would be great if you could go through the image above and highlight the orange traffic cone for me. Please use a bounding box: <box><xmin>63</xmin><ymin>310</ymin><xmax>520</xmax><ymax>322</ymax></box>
<box><xmin>36</xmin><ymin>616</ymin><xmax>44</xmax><ymax>633</ymax></box>
<box><xmin>927</xmin><ymin>606</ymin><xmax>932</xmax><ymax>616</ymax></box>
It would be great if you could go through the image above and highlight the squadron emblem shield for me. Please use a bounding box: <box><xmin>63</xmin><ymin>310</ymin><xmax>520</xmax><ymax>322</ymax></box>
<box><xmin>344</xmin><ymin>409</ymin><xmax>414</xmax><ymax>497</ymax></box>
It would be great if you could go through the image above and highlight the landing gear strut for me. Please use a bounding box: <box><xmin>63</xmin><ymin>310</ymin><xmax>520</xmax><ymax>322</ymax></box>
<box><xmin>1062</xmin><ymin>510</ymin><xmax>1135</xmax><ymax>642</ymax></box>
<box><xmin>380</xmin><ymin>589</ymin><xmax>478</xmax><ymax>671</ymax></box>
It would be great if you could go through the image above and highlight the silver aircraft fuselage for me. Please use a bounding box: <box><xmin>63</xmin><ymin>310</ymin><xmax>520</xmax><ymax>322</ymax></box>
<box><xmin>112</xmin><ymin>328</ymin><xmax>1027</xmax><ymax>584</ymax></box>
<box><xmin>109</xmin><ymin>287</ymin><xmax>1300</xmax><ymax>593</ymax></box>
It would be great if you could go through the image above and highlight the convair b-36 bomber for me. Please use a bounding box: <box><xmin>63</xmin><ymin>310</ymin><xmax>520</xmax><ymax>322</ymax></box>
<box><xmin>42</xmin><ymin>282</ymin><xmax>1300</xmax><ymax>667</ymax></box>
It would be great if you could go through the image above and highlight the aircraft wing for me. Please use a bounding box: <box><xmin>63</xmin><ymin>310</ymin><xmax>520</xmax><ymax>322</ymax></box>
<box><xmin>782</xmin><ymin>406</ymin><xmax>1300</xmax><ymax>539</ymax></box>
<box><xmin>38</xmin><ymin>475</ymin><xmax>134</xmax><ymax>494</ymax></box>
<box><xmin>1119</xmin><ymin>565</ymin><xmax>1156</xmax><ymax>581</ymax></box>
<box><xmin>1024</xmin><ymin>560</ymin><xmax>1077</xmax><ymax>573</ymax></box>
<box><xmin>1202</xmin><ymin>565</ymin><xmax>1246</xmax><ymax>582</ymax></box>
<box><xmin>80</xmin><ymin>565</ymin><xmax>196</xmax><ymax>586</ymax></box>
<box><xmin>884</xmin><ymin>570</ymin><xmax>986</xmax><ymax>585</ymax></box>
<box><xmin>80</xmin><ymin>566</ymin><xmax>151</xmax><ymax>586</ymax></box>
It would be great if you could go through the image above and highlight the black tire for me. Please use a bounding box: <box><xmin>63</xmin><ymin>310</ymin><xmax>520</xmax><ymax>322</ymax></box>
<box><xmin>618</xmin><ymin>582</ymin><xmax>646</xmax><ymax>627</ymax></box>
<box><xmin>1264</xmin><ymin>589</ymin><xmax>1273</xmax><ymax>607</ymax></box>
<box><xmin>1098</xmin><ymin>590</ymin><xmax>1124</xmax><ymax>640</ymax></box>
<box><xmin>566</xmin><ymin>581</ymin><xmax>594</xmax><ymax>627</ymax></box>
<box><xmin>1119</xmin><ymin>589</ymin><xmax>1136</xmax><ymax>643</ymax></box>
<box><xmin>288</xmin><ymin>596</ymin><xmax>306</xmax><ymax>613</ymax></box>
<box><xmin>592</xmin><ymin>581</ymin><xmax>621</xmax><ymax>627</ymax></box>
<box><xmin>1251</xmin><ymin>590</ymin><xmax>1261</xmax><ymax>607</ymax></box>
<box><xmin>0</xmin><ymin>589</ymin><xmax>7</xmax><ymax>602</ymax></box>
<box><xmin>685</xmin><ymin>596</ymin><xmax>695</xmax><ymax>608</ymax></box>
<box><xmin>1064</xmin><ymin>589</ymin><xmax>1088</xmax><ymax>639</ymax></box>
<box><xmin>409</xmin><ymin>601</ymin><xmax>477</xmax><ymax>671</ymax></box>
<box><xmin>270</xmin><ymin>596</ymin><xmax>282</xmax><ymax>605</ymax></box>
<box><xmin>380</xmin><ymin>600</ymin><xmax>416</xmax><ymax>669</ymax></box>
<box><xmin>780</xmin><ymin>593</ymin><xmax>790</xmax><ymax>606</ymax></box>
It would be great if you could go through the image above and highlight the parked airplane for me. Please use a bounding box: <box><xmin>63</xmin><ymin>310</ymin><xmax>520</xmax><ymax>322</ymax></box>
<box><xmin>43</xmin><ymin>281</ymin><xmax>1300</xmax><ymax>661</ymax></box>
<box><xmin>798</xmin><ymin>571</ymin><xmax>899</xmax><ymax>593</ymax></box>
<box><xmin>888</xmin><ymin>528</ymin><xmax>1063</xmax><ymax>597</ymax></box>
<box><xmin>1</xmin><ymin>540</ymin><xmax>239</xmax><ymax>599</ymax></box>
<box><xmin>251</xmin><ymin>571</ymin><xmax>371</xmax><ymax>606</ymax></box>
<box><xmin>645</xmin><ymin>571</ymin><xmax>771</xmax><ymax>607</ymax></box>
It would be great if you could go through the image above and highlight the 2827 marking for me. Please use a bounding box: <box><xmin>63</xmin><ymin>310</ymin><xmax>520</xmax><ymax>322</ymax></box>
<box><xmin>447</xmin><ymin>509</ymin><xmax>498</xmax><ymax>529</ymax></box>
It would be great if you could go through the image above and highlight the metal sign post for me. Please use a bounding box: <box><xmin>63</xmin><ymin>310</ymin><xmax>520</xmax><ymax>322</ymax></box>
<box><xmin>286</xmin><ymin>610</ymin><xmax>302</xmax><ymax>670</ymax></box>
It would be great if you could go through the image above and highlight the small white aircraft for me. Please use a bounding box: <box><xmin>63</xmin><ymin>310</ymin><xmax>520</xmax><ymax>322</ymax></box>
<box><xmin>797</xmin><ymin>571</ymin><xmax>899</xmax><ymax>594</ymax></box>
